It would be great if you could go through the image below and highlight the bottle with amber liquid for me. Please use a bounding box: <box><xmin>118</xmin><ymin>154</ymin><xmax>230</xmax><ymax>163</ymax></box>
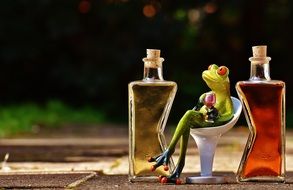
<box><xmin>236</xmin><ymin>45</ymin><xmax>286</xmax><ymax>182</ymax></box>
<box><xmin>128</xmin><ymin>49</ymin><xmax>177</xmax><ymax>182</ymax></box>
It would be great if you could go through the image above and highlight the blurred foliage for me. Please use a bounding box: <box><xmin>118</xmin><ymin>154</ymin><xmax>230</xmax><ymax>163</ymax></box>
<box><xmin>0</xmin><ymin>100</ymin><xmax>105</xmax><ymax>137</ymax></box>
<box><xmin>0</xmin><ymin>0</ymin><xmax>292</xmax><ymax>131</ymax></box>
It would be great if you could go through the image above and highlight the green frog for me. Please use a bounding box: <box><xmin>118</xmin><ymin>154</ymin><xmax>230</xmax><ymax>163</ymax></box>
<box><xmin>148</xmin><ymin>64</ymin><xmax>234</xmax><ymax>184</ymax></box>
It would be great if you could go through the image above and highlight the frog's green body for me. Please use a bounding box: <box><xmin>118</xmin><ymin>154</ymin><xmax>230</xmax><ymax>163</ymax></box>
<box><xmin>149</xmin><ymin>64</ymin><xmax>234</xmax><ymax>184</ymax></box>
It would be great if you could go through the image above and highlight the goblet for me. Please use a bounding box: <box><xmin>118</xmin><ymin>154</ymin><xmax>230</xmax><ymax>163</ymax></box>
<box><xmin>186</xmin><ymin>97</ymin><xmax>242</xmax><ymax>184</ymax></box>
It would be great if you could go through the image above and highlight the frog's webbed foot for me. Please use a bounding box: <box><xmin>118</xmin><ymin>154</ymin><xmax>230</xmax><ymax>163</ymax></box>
<box><xmin>148</xmin><ymin>150</ymin><xmax>181</xmax><ymax>184</ymax></box>
<box><xmin>148</xmin><ymin>149</ymin><xmax>173</xmax><ymax>172</ymax></box>
<box><xmin>150</xmin><ymin>127</ymin><xmax>190</xmax><ymax>185</ymax></box>
<box><xmin>158</xmin><ymin>175</ymin><xmax>182</xmax><ymax>185</ymax></box>
<box><xmin>158</xmin><ymin>163</ymin><xmax>184</xmax><ymax>184</ymax></box>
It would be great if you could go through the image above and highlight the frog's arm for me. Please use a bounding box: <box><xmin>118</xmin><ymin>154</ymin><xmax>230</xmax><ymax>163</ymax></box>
<box><xmin>216</xmin><ymin>99</ymin><xmax>234</xmax><ymax>123</ymax></box>
<box><xmin>217</xmin><ymin>111</ymin><xmax>234</xmax><ymax>123</ymax></box>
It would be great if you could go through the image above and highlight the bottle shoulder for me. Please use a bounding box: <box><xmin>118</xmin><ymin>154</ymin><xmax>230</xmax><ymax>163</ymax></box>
<box><xmin>129</xmin><ymin>80</ymin><xmax>177</xmax><ymax>88</ymax></box>
<box><xmin>236</xmin><ymin>80</ymin><xmax>285</xmax><ymax>87</ymax></box>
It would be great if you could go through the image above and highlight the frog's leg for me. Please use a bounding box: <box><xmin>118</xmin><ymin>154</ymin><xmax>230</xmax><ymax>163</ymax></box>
<box><xmin>160</xmin><ymin>126</ymin><xmax>190</xmax><ymax>184</ymax></box>
<box><xmin>149</xmin><ymin>110</ymin><xmax>201</xmax><ymax>182</ymax></box>
<box><xmin>168</xmin><ymin>110</ymin><xmax>197</xmax><ymax>150</ymax></box>
<box><xmin>149</xmin><ymin>110</ymin><xmax>194</xmax><ymax>167</ymax></box>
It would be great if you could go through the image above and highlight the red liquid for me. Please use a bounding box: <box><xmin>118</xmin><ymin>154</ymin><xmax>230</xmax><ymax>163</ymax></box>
<box><xmin>238</xmin><ymin>82</ymin><xmax>284</xmax><ymax>178</ymax></box>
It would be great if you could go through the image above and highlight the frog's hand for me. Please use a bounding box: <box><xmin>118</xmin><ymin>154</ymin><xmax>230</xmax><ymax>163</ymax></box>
<box><xmin>193</xmin><ymin>93</ymin><xmax>207</xmax><ymax>110</ymax></box>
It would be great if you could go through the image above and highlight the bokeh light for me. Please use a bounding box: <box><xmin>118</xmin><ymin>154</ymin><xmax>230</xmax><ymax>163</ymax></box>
<box><xmin>143</xmin><ymin>4</ymin><xmax>156</xmax><ymax>18</ymax></box>
<box><xmin>204</xmin><ymin>2</ymin><xmax>217</xmax><ymax>14</ymax></box>
<box><xmin>78</xmin><ymin>0</ymin><xmax>91</xmax><ymax>14</ymax></box>
<box><xmin>188</xmin><ymin>9</ymin><xmax>201</xmax><ymax>24</ymax></box>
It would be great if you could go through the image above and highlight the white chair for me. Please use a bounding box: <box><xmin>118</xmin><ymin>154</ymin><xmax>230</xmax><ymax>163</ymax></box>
<box><xmin>186</xmin><ymin>97</ymin><xmax>242</xmax><ymax>184</ymax></box>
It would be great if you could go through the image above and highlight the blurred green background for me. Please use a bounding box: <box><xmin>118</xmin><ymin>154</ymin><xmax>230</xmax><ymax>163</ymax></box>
<box><xmin>0</xmin><ymin>0</ymin><xmax>292</xmax><ymax>136</ymax></box>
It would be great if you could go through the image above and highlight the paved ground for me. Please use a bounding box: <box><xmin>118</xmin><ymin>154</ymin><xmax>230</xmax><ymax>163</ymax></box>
<box><xmin>0</xmin><ymin>125</ymin><xmax>292</xmax><ymax>189</ymax></box>
<box><xmin>0</xmin><ymin>171</ymin><xmax>96</xmax><ymax>188</ymax></box>
<box><xmin>78</xmin><ymin>173</ymin><xmax>293</xmax><ymax>190</ymax></box>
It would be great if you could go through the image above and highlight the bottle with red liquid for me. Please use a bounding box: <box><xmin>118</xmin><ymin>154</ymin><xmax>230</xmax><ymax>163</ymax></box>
<box><xmin>236</xmin><ymin>45</ymin><xmax>286</xmax><ymax>182</ymax></box>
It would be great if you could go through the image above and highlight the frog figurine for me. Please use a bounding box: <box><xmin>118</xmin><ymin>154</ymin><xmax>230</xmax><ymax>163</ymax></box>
<box><xmin>148</xmin><ymin>64</ymin><xmax>234</xmax><ymax>184</ymax></box>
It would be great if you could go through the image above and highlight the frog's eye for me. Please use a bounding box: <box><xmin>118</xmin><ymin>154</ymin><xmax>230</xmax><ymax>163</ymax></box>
<box><xmin>208</xmin><ymin>65</ymin><xmax>213</xmax><ymax>70</ymax></box>
<box><xmin>217</xmin><ymin>66</ymin><xmax>228</xmax><ymax>76</ymax></box>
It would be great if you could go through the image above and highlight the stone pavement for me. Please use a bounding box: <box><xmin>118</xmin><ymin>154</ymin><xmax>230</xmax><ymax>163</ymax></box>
<box><xmin>77</xmin><ymin>173</ymin><xmax>293</xmax><ymax>190</ymax></box>
<box><xmin>0</xmin><ymin>125</ymin><xmax>293</xmax><ymax>189</ymax></box>
<box><xmin>0</xmin><ymin>171</ymin><xmax>96</xmax><ymax>189</ymax></box>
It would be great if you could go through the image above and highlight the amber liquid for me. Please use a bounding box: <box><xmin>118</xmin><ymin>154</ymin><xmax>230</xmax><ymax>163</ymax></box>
<box><xmin>129</xmin><ymin>81</ymin><xmax>176</xmax><ymax>180</ymax></box>
<box><xmin>236</xmin><ymin>81</ymin><xmax>285</xmax><ymax>180</ymax></box>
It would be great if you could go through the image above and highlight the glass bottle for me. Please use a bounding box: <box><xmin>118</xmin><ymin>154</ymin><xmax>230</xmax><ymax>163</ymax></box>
<box><xmin>128</xmin><ymin>49</ymin><xmax>177</xmax><ymax>182</ymax></box>
<box><xmin>236</xmin><ymin>45</ymin><xmax>286</xmax><ymax>182</ymax></box>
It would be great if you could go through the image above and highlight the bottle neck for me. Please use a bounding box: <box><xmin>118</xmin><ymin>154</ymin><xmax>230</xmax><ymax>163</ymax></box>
<box><xmin>249</xmin><ymin>57</ymin><xmax>271</xmax><ymax>81</ymax></box>
<box><xmin>143</xmin><ymin>65</ymin><xmax>164</xmax><ymax>81</ymax></box>
<box><xmin>142</xmin><ymin>59</ymin><xmax>164</xmax><ymax>81</ymax></box>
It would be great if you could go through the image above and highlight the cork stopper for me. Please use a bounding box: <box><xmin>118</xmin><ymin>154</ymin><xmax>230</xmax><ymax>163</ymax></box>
<box><xmin>249</xmin><ymin>45</ymin><xmax>271</xmax><ymax>64</ymax></box>
<box><xmin>252</xmin><ymin>45</ymin><xmax>267</xmax><ymax>58</ymax></box>
<box><xmin>143</xmin><ymin>49</ymin><xmax>164</xmax><ymax>68</ymax></box>
<box><xmin>146</xmin><ymin>49</ymin><xmax>161</xmax><ymax>59</ymax></box>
